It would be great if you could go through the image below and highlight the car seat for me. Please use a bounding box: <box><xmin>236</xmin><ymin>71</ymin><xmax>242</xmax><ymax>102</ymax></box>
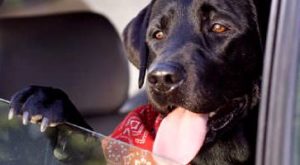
<box><xmin>0</xmin><ymin>1</ymin><xmax>135</xmax><ymax>135</ymax></box>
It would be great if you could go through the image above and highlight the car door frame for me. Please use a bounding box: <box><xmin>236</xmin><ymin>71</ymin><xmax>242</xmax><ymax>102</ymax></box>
<box><xmin>256</xmin><ymin>0</ymin><xmax>300</xmax><ymax>164</ymax></box>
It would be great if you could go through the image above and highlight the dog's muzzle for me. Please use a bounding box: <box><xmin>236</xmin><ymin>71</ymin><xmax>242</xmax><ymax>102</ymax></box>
<box><xmin>147</xmin><ymin>62</ymin><xmax>185</xmax><ymax>93</ymax></box>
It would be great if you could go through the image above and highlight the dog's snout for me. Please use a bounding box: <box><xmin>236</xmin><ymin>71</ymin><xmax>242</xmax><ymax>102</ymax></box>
<box><xmin>147</xmin><ymin>63</ymin><xmax>185</xmax><ymax>92</ymax></box>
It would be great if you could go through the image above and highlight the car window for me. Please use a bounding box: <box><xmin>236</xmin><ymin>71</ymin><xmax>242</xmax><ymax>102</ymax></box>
<box><xmin>0</xmin><ymin>99</ymin><xmax>179</xmax><ymax>165</ymax></box>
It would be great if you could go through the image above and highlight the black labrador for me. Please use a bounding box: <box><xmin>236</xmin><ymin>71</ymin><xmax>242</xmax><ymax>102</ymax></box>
<box><xmin>9</xmin><ymin>0</ymin><xmax>271</xmax><ymax>164</ymax></box>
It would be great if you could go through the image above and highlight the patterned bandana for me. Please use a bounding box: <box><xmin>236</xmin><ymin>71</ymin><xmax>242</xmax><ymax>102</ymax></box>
<box><xmin>102</xmin><ymin>105</ymin><xmax>169</xmax><ymax>164</ymax></box>
<box><xmin>110</xmin><ymin>104</ymin><xmax>162</xmax><ymax>151</ymax></box>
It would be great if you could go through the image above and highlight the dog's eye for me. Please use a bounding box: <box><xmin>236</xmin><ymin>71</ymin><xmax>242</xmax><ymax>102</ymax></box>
<box><xmin>211</xmin><ymin>23</ymin><xmax>228</xmax><ymax>33</ymax></box>
<box><xmin>153</xmin><ymin>31</ymin><xmax>165</xmax><ymax>40</ymax></box>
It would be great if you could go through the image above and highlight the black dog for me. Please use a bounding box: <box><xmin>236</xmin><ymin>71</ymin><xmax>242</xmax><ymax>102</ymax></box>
<box><xmin>9</xmin><ymin>0</ymin><xmax>270</xmax><ymax>164</ymax></box>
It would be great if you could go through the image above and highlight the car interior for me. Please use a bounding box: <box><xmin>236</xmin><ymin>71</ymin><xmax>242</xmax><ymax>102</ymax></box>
<box><xmin>0</xmin><ymin>0</ymin><xmax>299</xmax><ymax>165</ymax></box>
<box><xmin>0</xmin><ymin>1</ymin><xmax>148</xmax><ymax>135</ymax></box>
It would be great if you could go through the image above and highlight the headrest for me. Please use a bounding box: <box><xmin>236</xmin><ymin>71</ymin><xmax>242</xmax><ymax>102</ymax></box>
<box><xmin>0</xmin><ymin>12</ymin><xmax>129</xmax><ymax>115</ymax></box>
<box><xmin>0</xmin><ymin>0</ymin><xmax>91</xmax><ymax>18</ymax></box>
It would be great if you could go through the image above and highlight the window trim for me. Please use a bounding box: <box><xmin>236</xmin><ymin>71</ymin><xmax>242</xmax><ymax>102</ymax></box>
<box><xmin>256</xmin><ymin>0</ymin><xmax>300</xmax><ymax>164</ymax></box>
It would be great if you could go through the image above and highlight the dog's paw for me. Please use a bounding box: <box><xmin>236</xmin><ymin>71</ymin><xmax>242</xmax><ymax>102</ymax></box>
<box><xmin>9</xmin><ymin>86</ymin><xmax>77</xmax><ymax>132</ymax></box>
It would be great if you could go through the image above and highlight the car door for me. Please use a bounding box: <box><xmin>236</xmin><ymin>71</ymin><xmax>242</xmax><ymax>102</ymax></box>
<box><xmin>255</xmin><ymin>0</ymin><xmax>300</xmax><ymax>164</ymax></box>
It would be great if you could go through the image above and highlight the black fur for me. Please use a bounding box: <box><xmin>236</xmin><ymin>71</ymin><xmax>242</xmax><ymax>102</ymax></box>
<box><xmin>10</xmin><ymin>86</ymin><xmax>91</xmax><ymax>129</ymax></box>
<box><xmin>123</xmin><ymin>0</ymin><xmax>270</xmax><ymax>164</ymax></box>
<box><xmin>10</xmin><ymin>0</ymin><xmax>270</xmax><ymax>164</ymax></box>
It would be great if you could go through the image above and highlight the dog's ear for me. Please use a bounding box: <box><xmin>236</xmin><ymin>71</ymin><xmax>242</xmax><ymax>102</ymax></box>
<box><xmin>123</xmin><ymin>2</ymin><xmax>155</xmax><ymax>88</ymax></box>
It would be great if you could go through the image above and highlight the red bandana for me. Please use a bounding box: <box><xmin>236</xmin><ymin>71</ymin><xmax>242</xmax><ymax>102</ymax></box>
<box><xmin>102</xmin><ymin>104</ymin><xmax>206</xmax><ymax>164</ymax></box>
<box><xmin>102</xmin><ymin>105</ymin><xmax>170</xmax><ymax>164</ymax></box>
<box><xmin>110</xmin><ymin>104</ymin><xmax>162</xmax><ymax>151</ymax></box>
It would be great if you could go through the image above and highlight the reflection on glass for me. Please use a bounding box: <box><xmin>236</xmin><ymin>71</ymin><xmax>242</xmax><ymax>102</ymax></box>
<box><xmin>0</xmin><ymin>99</ymin><xmax>179</xmax><ymax>165</ymax></box>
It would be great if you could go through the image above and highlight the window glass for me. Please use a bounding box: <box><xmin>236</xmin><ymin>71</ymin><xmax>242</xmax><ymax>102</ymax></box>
<box><xmin>0</xmin><ymin>100</ymin><xmax>179</xmax><ymax>165</ymax></box>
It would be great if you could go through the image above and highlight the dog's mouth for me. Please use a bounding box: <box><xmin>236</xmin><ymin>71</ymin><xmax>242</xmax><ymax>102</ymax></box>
<box><xmin>153</xmin><ymin>106</ymin><xmax>209</xmax><ymax>164</ymax></box>
<box><xmin>153</xmin><ymin>98</ymin><xmax>248</xmax><ymax>164</ymax></box>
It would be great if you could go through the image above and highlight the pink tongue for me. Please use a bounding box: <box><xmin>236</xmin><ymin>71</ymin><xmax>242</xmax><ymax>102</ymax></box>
<box><xmin>153</xmin><ymin>107</ymin><xmax>208</xmax><ymax>164</ymax></box>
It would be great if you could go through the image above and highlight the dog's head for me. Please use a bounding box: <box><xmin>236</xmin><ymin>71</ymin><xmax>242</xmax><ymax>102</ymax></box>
<box><xmin>123</xmin><ymin>0</ymin><xmax>269</xmax><ymax>163</ymax></box>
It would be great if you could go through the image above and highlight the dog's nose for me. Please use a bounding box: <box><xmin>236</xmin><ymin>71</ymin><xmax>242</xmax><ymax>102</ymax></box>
<box><xmin>147</xmin><ymin>63</ymin><xmax>185</xmax><ymax>92</ymax></box>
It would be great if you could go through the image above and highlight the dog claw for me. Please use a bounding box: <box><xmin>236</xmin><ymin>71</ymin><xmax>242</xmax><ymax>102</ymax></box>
<box><xmin>41</xmin><ymin>118</ymin><xmax>49</xmax><ymax>132</ymax></box>
<box><xmin>31</xmin><ymin>115</ymin><xmax>42</xmax><ymax>123</ymax></box>
<box><xmin>49</xmin><ymin>123</ymin><xmax>59</xmax><ymax>127</ymax></box>
<box><xmin>8</xmin><ymin>108</ymin><xmax>14</xmax><ymax>120</ymax></box>
<box><xmin>22</xmin><ymin>111</ymin><xmax>29</xmax><ymax>125</ymax></box>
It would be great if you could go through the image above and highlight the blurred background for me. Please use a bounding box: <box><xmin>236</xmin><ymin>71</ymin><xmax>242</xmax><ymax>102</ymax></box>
<box><xmin>0</xmin><ymin>0</ymin><xmax>149</xmax><ymax>96</ymax></box>
<box><xmin>0</xmin><ymin>0</ymin><xmax>150</xmax><ymax>134</ymax></box>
